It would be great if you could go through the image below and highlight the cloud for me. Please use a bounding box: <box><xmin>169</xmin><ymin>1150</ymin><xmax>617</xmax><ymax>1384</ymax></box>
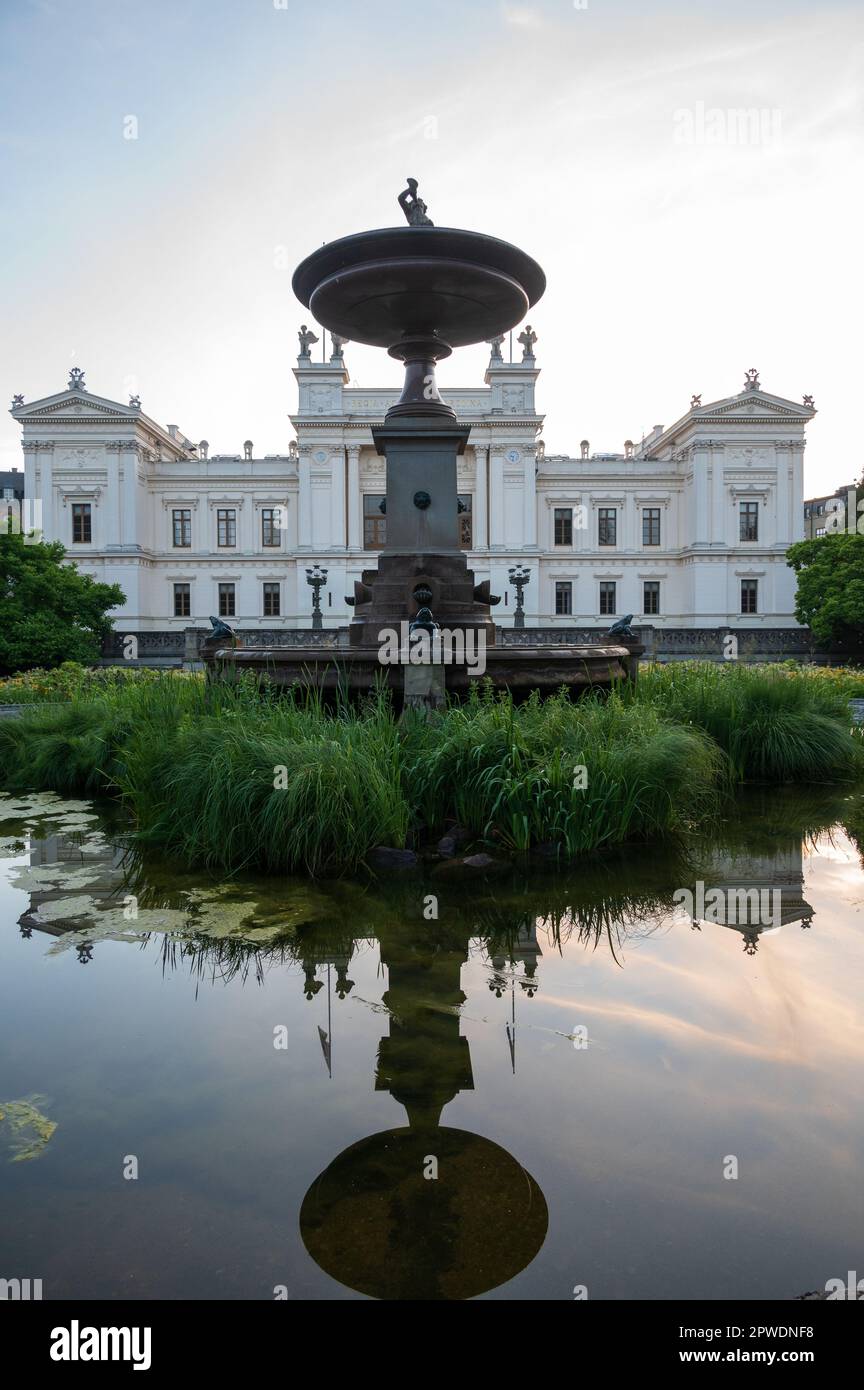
<box><xmin>501</xmin><ymin>4</ymin><xmax>543</xmax><ymax>30</ymax></box>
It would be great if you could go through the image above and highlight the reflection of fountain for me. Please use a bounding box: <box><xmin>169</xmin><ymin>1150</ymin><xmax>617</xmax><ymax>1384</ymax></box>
<box><xmin>299</xmin><ymin>922</ymin><xmax>548</xmax><ymax>1300</ymax></box>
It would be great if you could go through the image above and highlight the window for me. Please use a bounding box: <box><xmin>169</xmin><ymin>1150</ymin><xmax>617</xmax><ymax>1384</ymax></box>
<box><xmin>261</xmin><ymin>508</ymin><xmax>281</xmax><ymax>547</ymax></box>
<box><xmin>599</xmin><ymin>581</ymin><xmax>616</xmax><ymax>616</ymax></box>
<box><xmin>642</xmin><ymin>508</ymin><xmax>661</xmax><ymax>546</ymax></box>
<box><xmin>217</xmin><ymin>509</ymin><xmax>237</xmax><ymax>547</ymax></box>
<box><xmin>555</xmin><ymin>581</ymin><xmax>573</xmax><ymax>615</ymax></box>
<box><xmin>263</xmin><ymin>582</ymin><xmax>280</xmax><ymax>617</ymax></box>
<box><xmin>172</xmin><ymin>509</ymin><xmax>191</xmax><ymax>548</ymax></box>
<box><xmin>364</xmin><ymin>494</ymin><xmax>386</xmax><ymax>549</ymax></box>
<box><xmin>815</xmin><ymin>526</ymin><xmax>826</xmax><ymax>537</ymax></box>
<box><xmin>643</xmin><ymin>581</ymin><xmax>660</xmax><ymax>615</ymax></box>
<box><xmin>740</xmin><ymin>501</ymin><xmax>759</xmax><ymax>542</ymax></box>
<box><xmin>741</xmin><ymin>579</ymin><xmax>758</xmax><ymax>614</ymax></box>
<box><xmin>554</xmin><ymin>507</ymin><xmax>573</xmax><ymax>546</ymax></box>
<box><xmin>598</xmin><ymin>507</ymin><xmax>617</xmax><ymax>546</ymax></box>
<box><xmin>72</xmin><ymin>503</ymin><xmax>91</xmax><ymax>544</ymax></box>
<box><xmin>458</xmin><ymin>494</ymin><xmax>472</xmax><ymax>549</ymax></box>
<box><xmin>218</xmin><ymin>583</ymin><xmax>235</xmax><ymax>618</ymax></box>
<box><xmin>173</xmin><ymin>583</ymin><xmax>191</xmax><ymax>618</ymax></box>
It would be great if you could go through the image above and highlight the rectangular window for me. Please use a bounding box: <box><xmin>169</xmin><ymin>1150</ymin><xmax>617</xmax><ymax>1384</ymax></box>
<box><xmin>172</xmin><ymin>508</ymin><xmax>191</xmax><ymax>548</ymax></box>
<box><xmin>554</xmin><ymin>507</ymin><xmax>573</xmax><ymax>546</ymax></box>
<box><xmin>555</xmin><ymin>581</ymin><xmax>572</xmax><ymax>615</ymax></box>
<box><xmin>741</xmin><ymin>579</ymin><xmax>758</xmax><ymax>614</ymax></box>
<box><xmin>363</xmin><ymin>494</ymin><xmax>386</xmax><ymax>550</ymax></box>
<box><xmin>218</xmin><ymin>582</ymin><xmax>235</xmax><ymax>618</ymax></box>
<box><xmin>72</xmin><ymin>503</ymin><xmax>92</xmax><ymax>544</ymax></box>
<box><xmin>598</xmin><ymin>507</ymin><xmax>617</xmax><ymax>546</ymax></box>
<box><xmin>217</xmin><ymin>509</ymin><xmax>237</xmax><ymax>547</ymax></box>
<box><xmin>643</xmin><ymin>581</ymin><xmax>660</xmax><ymax>615</ymax></box>
<box><xmin>261</xmin><ymin>508</ymin><xmax>281</xmax><ymax>547</ymax></box>
<box><xmin>740</xmin><ymin>501</ymin><xmax>759</xmax><ymax>542</ymax></box>
<box><xmin>458</xmin><ymin>494</ymin><xmax>472</xmax><ymax>549</ymax></box>
<box><xmin>642</xmin><ymin>508</ymin><xmax>661</xmax><ymax>546</ymax></box>
<box><xmin>263</xmin><ymin>582</ymin><xmax>280</xmax><ymax>617</ymax></box>
<box><xmin>173</xmin><ymin>583</ymin><xmax>191</xmax><ymax>618</ymax></box>
<box><xmin>599</xmin><ymin>581</ymin><xmax>616</xmax><ymax>616</ymax></box>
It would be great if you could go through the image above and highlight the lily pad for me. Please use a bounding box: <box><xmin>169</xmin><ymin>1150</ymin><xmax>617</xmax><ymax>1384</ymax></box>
<box><xmin>32</xmin><ymin>895</ymin><xmax>101</xmax><ymax>923</ymax></box>
<box><xmin>0</xmin><ymin>1095</ymin><xmax>58</xmax><ymax>1162</ymax></box>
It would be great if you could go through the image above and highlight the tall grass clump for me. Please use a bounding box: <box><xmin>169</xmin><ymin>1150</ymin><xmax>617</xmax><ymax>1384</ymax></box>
<box><xmin>2</xmin><ymin>663</ymin><xmax>862</xmax><ymax>876</ymax></box>
<box><xmin>401</xmin><ymin>687</ymin><xmax>722</xmax><ymax>855</ymax></box>
<box><xmin>631</xmin><ymin>662</ymin><xmax>861</xmax><ymax>783</ymax></box>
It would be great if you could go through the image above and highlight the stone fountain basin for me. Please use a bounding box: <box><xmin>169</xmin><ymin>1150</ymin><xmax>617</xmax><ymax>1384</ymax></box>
<box><xmin>292</xmin><ymin>227</ymin><xmax>546</xmax><ymax>348</ymax></box>
<box><xmin>204</xmin><ymin>643</ymin><xmax>635</xmax><ymax>703</ymax></box>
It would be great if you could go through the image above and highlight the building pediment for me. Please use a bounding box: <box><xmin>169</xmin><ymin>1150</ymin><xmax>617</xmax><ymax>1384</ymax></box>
<box><xmin>699</xmin><ymin>390</ymin><xmax>814</xmax><ymax>422</ymax></box>
<box><xmin>11</xmin><ymin>389</ymin><xmax>136</xmax><ymax>423</ymax></box>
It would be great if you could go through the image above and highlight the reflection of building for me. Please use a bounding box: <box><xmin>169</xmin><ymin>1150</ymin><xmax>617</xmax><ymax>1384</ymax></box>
<box><xmin>490</xmin><ymin>917</ymin><xmax>543</xmax><ymax>998</ymax></box>
<box><xmin>689</xmin><ymin>842</ymin><xmax>814</xmax><ymax>953</ymax></box>
<box><xmin>17</xmin><ymin>828</ymin><xmax>124</xmax><ymax>960</ymax></box>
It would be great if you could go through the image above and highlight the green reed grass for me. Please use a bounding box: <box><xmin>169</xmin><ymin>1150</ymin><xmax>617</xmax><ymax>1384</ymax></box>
<box><xmin>0</xmin><ymin>664</ymin><xmax>861</xmax><ymax>875</ymax></box>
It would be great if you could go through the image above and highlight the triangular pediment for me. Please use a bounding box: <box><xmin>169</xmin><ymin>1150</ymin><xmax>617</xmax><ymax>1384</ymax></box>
<box><xmin>698</xmin><ymin>389</ymin><xmax>814</xmax><ymax>420</ymax></box>
<box><xmin>11</xmin><ymin>389</ymin><xmax>135</xmax><ymax>422</ymax></box>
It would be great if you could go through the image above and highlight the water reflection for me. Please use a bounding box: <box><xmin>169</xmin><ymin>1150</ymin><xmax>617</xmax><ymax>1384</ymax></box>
<box><xmin>2</xmin><ymin>784</ymin><xmax>862</xmax><ymax>1299</ymax></box>
<box><xmin>300</xmin><ymin>920</ymin><xmax>549</xmax><ymax>1300</ymax></box>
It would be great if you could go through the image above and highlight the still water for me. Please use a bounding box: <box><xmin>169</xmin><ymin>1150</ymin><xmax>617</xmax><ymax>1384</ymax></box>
<box><xmin>1</xmin><ymin>787</ymin><xmax>862</xmax><ymax>1301</ymax></box>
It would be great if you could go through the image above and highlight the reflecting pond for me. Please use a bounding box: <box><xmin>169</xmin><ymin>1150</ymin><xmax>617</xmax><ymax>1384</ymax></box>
<box><xmin>1</xmin><ymin>786</ymin><xmax>863</xmax><ymax>1300</ymax></box>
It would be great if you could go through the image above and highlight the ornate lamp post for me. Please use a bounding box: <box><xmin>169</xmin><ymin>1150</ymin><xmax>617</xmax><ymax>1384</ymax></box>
<box><xmin>508</xmin><ymin>565</ymin><xmax>531</xmax><ymax>630</ymax></box>
<box><xmin>306</xmin><ymin>564</ymin><xmax>328</xmax><ymax>631</ymax></box>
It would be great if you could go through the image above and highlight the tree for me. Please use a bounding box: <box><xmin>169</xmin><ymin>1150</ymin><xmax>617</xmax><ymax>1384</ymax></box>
<box><xmin>786</xmin><ymin>533</ymin><xmax>864</xmax><ymax>649</ymax></box>
<box><xmin>0</xmin><ymin>533</ymin><xmax>125</xmax><ymax>674</ymax></box>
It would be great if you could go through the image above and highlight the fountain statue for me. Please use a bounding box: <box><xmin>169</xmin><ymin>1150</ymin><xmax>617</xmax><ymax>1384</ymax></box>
<box><xmin>204</xmin><ymin>181</ymin><xmax>635</xmax><ymax>700</ymax></box>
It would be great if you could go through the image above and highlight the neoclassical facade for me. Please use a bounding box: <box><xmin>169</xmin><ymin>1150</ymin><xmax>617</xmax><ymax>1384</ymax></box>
<box><xmin>9</xmin><ymin>348</ymin><xmax>814</xmax><ymax>635</ymax></box>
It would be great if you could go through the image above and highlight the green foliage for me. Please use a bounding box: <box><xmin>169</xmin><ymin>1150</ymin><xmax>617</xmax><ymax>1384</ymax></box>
<box><xmin>0</xmin><ymin>535</ymin><xmax>125</xmax><ymax>674</ymax></box>
<box><xmin>0</xmin><ymin>664</ymin><xmax>860</xmax><ymax>876</ymax></box>
<box><xmin>786</xmin><ymin>533</ymin><xmax>864</xmax><ymax>648</ymax></box>
<box><xmin>0</xmin><ymin>661</ymin><xmax>196</xmax><ymax>704</ymax></box>
<box><xmin>631</xmin><ymin>661</ymin><xmax>860</xmax><ymax>782</ymax></box>
<box><xmin>401</xmin><ymin>687</ymin><xmax>721</xmax><ymax>855</ymax></box>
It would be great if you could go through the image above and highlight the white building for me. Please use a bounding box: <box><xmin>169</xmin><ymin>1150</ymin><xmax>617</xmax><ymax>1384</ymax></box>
<box><xmin>10</xmin><ymin>348</ymin><xmax>814</xmax><ymax>642</ymax></box>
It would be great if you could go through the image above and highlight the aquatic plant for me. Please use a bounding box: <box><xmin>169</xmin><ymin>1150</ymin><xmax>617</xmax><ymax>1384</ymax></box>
<box><xmin>630</xmin><ymin>662</ymin><xmax>861</xmax><ymax>782</ymax></box>
<box><xmin>0</xmin><ymin>665</ymin><xmax>861</xmax><ymax>875</ymax></box>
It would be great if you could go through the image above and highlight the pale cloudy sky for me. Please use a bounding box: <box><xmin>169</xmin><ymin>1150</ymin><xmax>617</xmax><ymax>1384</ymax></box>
<box><xmin>0</xmin><ymin>0</ymin><xmax>861</xmax><ymax>493</ymax></box>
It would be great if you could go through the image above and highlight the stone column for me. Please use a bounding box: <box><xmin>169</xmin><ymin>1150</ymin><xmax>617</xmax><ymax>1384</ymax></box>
<box><xmin>709</xmin><ymin>442</ymin><xmax>725</xmax><ymax>545</ymax></box>
<box><xmin>297</xmin><ymin>444</ymin><xmax>313</xmax><ymax>551</ymax></box>
<box><xmin>107</xmin><ymin>443</ymin><xmax>122</xmax><ymax>545</ymax></box>
<box><xmin>331</xmin><ymin>450</ymin><xmax>346</xmax><ymax>549</ymax></box>
<box><xmin>791</xmin><ymin>443</ymin><xmax>805</xmax><ymax>541</ymax></box>
<box><xmin>121</xmin><ymin>444</ymin><xmax>141</xmax><ymax>550</ymax></box>
<box><xmin>489</xmin><ymin>446</ymin><xmax>505</xmax><ymax>550</ymax></box>
<box><xmin>347</xmin><ymin>445</ymin><xmax>361</xmax><ymax>549</ymax></box>
<box><xmin>522</xmin><ymin>449</ymin><xmax>537</xmax><ymax>549</ymax></box>
<box><xmin>473</xmin><ymin>443</ymin><xmax>488</xmax><ymax>548</ymax></box>
<box><xmin>36</xmin><ymin>442</ymin><xmax>55</xmax><ymax>540</ymax></box>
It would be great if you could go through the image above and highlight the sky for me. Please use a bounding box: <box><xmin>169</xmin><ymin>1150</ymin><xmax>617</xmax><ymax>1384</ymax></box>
<box><xmin>0</xmin><ymin>0</ymin><xmax>861</xmax><ymax>494</ymax></box>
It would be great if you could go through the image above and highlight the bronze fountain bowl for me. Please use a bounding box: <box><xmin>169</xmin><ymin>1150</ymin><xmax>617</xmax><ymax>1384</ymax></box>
<box><xmin>292</xmin><ymin>226</ymin><xmax>546</xmax><ymax>351</ymax></box>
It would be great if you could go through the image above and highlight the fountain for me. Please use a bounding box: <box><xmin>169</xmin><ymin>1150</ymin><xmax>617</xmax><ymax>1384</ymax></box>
<box><xmin>205</xmin><ymin>181</ymin><xmax>634</xmax><ymax>701</ymax></box>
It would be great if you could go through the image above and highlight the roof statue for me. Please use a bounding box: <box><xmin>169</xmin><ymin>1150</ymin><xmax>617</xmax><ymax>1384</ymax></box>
<box><xmin>518</xmin><ymin>325</ymin><xmax>537</xmax><ymax>359</ymax></box>
<box><xmin>298</xmin><ymin>324</ymin><xmax>319</xmax><ymax>357</ymax></box>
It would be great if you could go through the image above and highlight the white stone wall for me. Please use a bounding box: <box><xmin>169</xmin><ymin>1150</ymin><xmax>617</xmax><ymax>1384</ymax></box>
<box><xmin>10</xmin><ymin>360</ymin><xmax>814</xmax><ymax>632</ymax></box>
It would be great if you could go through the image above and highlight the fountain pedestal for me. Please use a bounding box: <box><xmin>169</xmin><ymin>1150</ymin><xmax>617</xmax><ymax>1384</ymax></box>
<box><xmin>347</xmin><ymin>416</ymin><xmax>496</xmax><ymax>649</ymax></box>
